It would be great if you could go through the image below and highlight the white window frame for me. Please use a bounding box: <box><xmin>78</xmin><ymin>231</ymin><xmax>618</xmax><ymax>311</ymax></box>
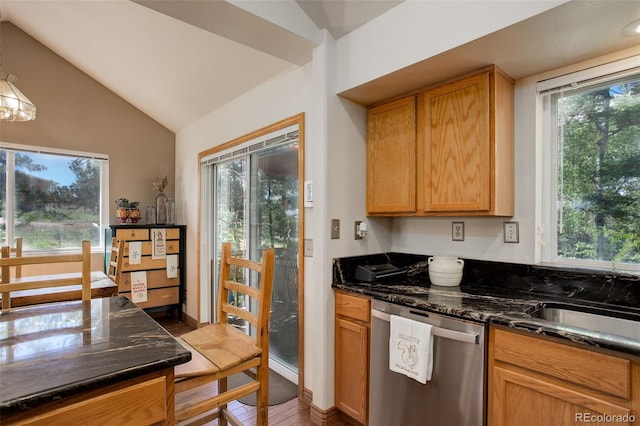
<box><xmin>537</xmin><ymin>55</ymin><xmax>640</xmax><ymax>273</ymax></box>
<box><xmin>0</xmin><ymin>142</ymin><xmax>109</xmax><ymax>254</ymax></box>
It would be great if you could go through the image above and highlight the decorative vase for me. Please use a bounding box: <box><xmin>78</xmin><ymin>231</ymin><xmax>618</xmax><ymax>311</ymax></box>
<box><xmin>156</xmin><ymin>192</ymin><xmax>168</xmax><ymax>224</ymax></box>
<box><xmin>145</xmin><ymin>205</ymin><xmax>156</xmax><ymax>224</ymax></box>
<box><xmin>428</xmin><ymin>255</ymin><xmax>464</xmax><ymax>287</ymax></box>
<box><xmin>166</xmin><ymin>198</ymin><xmax>175</xmax><ymax>225</ymax></box>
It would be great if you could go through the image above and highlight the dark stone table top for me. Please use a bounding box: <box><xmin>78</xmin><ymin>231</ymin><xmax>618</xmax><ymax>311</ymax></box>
<box><xmin>333</xmin><ymin>253</ymin><xmax>640</xmax><ymax>357</ymax></box>
<box><xmin>0</xmin><ymin>296</ymin><xmax>191</xmax><ymax>415</ymax></box>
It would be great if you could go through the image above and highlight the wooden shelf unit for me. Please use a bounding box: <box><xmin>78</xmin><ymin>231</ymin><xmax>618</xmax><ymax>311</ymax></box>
<box><xmin>107</xmin><ymin>225</ymin><xmax>186</xmax><ymax>319</ymax></box>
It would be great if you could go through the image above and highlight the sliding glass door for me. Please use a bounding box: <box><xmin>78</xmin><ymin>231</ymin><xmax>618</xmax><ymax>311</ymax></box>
<box><xmin>212</xmin><ymin>136</ymin><xmax>299</xmax><ymax>377</ymax></box>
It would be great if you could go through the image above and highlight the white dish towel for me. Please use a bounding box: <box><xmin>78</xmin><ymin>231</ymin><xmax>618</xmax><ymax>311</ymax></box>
<box><xmin>389</xmin><ymin>314</ymin><xmax>434</xmax><ymax>384</ymax></box>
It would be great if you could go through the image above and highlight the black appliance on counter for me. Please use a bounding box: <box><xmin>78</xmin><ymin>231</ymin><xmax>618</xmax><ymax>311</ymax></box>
<box><xmin>355</xmin><ymin>263</ymin><xmax>406</xmax><ymax>282</ymax></box>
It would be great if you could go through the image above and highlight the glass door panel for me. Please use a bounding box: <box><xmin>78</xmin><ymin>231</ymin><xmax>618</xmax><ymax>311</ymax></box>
<box><xmin>214</xmin><ymin>158</ymin><xmax>247</xmax><ymax>324</ymax></box>
<box><xmin>250</xmin><ymin>143</ymin><xmax>299</xmax><ymax>371</ymax></box>
<box><xmin>212</xmin><ymin>138</ymin><xmax>300</xmax><ymax>377</ymax></box>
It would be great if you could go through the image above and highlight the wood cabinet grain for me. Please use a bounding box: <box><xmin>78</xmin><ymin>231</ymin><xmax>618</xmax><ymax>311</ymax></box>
<box><xmin>2</xmin><ymin>369</ymin><xmax>175</xmax><ymax>426</ymax></box>
<box><xmin>488</xmin><ymin>326</ymin><xmax>639</xmax><ymax>426</ymax></box>
<box><xmin>335</xmin><ymin>291</ymin><xmax>371</xmax><ymax>425</ymax></box>
<box><xmin>366</xmin><ymin>96</ymin><xmax>417</xmax><ymax>214</ymax></box>
<box><xmin>366</xmin><ymin>65</ymin><xmax>514</xmax><ymax>217</ymax></box>
<box><xmin>109</xmin><ymin>225</ymin><xmax>185</xmax><ymax>317</ymax></box>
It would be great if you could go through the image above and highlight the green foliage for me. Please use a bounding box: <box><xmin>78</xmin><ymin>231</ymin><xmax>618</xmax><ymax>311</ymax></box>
<box><xmin>115</xmin><ymin>198</ymin><xmax>140</xmax><ymax>209</ymax></box>
<box><xmin>0</xmin><ymin>150</ymin><xmax>102</xmax><ymax>249</ymax></box>
<box><xmin>556</xmin><ymin>79</ymin><xmax>640</xmax><ymax>264</ymax></box>
<box><xmin>215</xmin><ymin>145</ymin><xmax>299</xmax><ymax>255</ymax></box>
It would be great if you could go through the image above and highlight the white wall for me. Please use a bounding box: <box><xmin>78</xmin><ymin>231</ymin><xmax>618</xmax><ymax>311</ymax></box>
<box><xmin>335</xmin><ymin>0</ymin><xmax>567</xmax><ymax>94</ymax></box>
<box><xmin>175</xmin><ymin>62</ymin><xmax>312</xmax><ymax>324</ymax></box>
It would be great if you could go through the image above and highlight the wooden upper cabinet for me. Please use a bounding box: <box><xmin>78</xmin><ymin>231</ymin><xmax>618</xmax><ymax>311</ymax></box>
<box><xmin>366</xmin><ymin>96</ymin><xmax>417</xmax><ymax>214</ymax></box>
<box><xmin>366</xmin><ymin>66</ymin><xmax>514</xmax><ymax>217</ymax></box>
<box><xmin>419</xmin><ymin>72</ymin><xmax>490</xmax><ymax>212</ymax></box>
<box><xmin>418</xmin><ymin>67</ymin><xmax>514</xmax><ymax>216</ymax></box>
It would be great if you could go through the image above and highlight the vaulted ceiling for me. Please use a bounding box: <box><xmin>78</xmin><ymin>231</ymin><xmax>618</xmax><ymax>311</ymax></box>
<box><xmin>2</xmin><ymin>1</ymin><xmax>639</xmax><ymax>133</ymax></box>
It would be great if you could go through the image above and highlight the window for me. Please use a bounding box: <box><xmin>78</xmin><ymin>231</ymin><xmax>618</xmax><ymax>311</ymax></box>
<box><xmin>0</xmin><ymin>143</ymin><xmax>109</xmax><ymax>252</ymax></box>
<box><xmin>540</xmin><ymin>58</ymin><xmax>640</xmax><ymax>271</ymax></box>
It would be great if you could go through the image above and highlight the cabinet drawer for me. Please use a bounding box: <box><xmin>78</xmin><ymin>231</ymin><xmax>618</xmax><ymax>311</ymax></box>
<box><xmin>115</xmin><ymin>228</ymin><xmax>180</xmax><ymax>241</ymax></box>
<box><xmin>165</xmin><ymin>228</ymin><xmax>181</xmax><ymax>239</ymax></box>
<box><xmin>115</xmin><ymin>228</ymin><xmax>150</xmax><ymax>241</ymax></box>
<box><xmin>493</xmin><ymin>327</ymin><xmax>631</xmax><ymax>399</ymax></box>
<box><xmin>122</xmin><ymin>256</ymin><xmax>180</xmax><ymax>272</ymax></box>
<box><xmin>120</xmin><ymin>270</ymin><xmax>180</xmax><ymax>291</ymax></box>
<box><xmin>123</xmin><ymin>241</ymin><xmax>180</xmax><ymax>257</ymax></box>
<box><xmin>336</xmin><ymin>291</ymin><xmax>370</xmax><ymax>323</ymax></box>
<box><xmin>121</xmin><ymin>287</ymin><xmax>179</xmax><ymax>309</ymax></box>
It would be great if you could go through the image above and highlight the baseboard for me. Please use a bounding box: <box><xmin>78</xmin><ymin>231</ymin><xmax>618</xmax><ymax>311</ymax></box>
<box><xmin>181</xmin><ymin>312</ymin><xmax>199</xmax><ymax>329</ymax></box>
<box><xmin>309</xmin><ymin>404</ymin><xmax>343</xmax><ymax>426</ymax></box>
<box><xmin>302</xmin><ymin>387</ymin><xmax>313</xmax><ymax>405</ymax></box>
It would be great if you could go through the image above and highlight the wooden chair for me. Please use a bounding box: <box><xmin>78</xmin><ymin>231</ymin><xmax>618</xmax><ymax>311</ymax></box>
<box><xmin>175</xmin><ymin>242</ymin><xmax>275</xmax><ymax>426</ymax></box>
<box><xmin>0</xmin><ymin>240</ymin><xmax>92</xmax><ymax>310</ymax></box>
<box><xmin>10</xmin><ymin>237</ymin><xmax>23</xmax><ymax>279</ymax></box>
<box><xmin>107</xmin><ymin>237</ymin><xmax>125</xmax><ymax>287</ymax></box>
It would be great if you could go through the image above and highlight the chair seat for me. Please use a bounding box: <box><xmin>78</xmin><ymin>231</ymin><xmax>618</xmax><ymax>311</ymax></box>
<box><xmin>175</xmin><ymin>323</ymin><xmax>261</xmax><ymax>378</ymax></box>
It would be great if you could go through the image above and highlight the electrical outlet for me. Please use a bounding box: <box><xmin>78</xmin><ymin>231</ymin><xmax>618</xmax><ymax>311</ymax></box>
<box><xmin>331</xmin><ymin>219</ymin><xmax>340</xmax><ymax>239</ymax></box>
<box><xmin>503</xmin><ymin>221</ymin><xmax>519</xmax><ymax>243</ymax></box>
<box><xmin>355</xmin><ymin>221</ymin><xmax>362</xmax><ymax>240</ymax></box>
<box><xmin>452</xmin><ymin>222</ymin><xmax>464</xmax><ymax>241</ymax></box>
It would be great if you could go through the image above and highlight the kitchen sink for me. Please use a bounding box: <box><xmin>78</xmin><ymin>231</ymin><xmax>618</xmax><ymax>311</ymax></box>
<box><xmin>531</xmin><ymin>303</ymin><xmax>640</xmax><ymax>341</ymax></box>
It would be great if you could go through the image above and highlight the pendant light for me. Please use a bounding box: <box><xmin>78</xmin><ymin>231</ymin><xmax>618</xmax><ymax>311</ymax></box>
<box><xmin>0</xmin><ymin>9</ymin><xmax>36</xmax><ymax>122</ymax></box>
<box><xmin>0</xmin><ymin>73</ymin><xmax>37</xmax><ymax>121</ymax></box>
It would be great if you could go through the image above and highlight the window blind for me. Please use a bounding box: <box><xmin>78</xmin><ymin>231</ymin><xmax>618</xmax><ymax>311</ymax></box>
<box><xmin>537</xmin><ymin>55</ymin><xmax>640</xmax><ymax>95</ymax></box>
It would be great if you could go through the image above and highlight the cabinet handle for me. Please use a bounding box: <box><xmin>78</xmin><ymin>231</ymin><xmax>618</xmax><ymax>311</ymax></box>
<box><xmin>372</xmin><ymin>309</ymin><xmax>479</xmax><ymax>344</ymax></box>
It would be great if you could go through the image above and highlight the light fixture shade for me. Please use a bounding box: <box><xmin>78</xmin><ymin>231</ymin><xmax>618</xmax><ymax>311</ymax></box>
<box><xmin>0</xmin><ymin>73</ymin><xmax>36</xmax><ymax>121</ymax></box>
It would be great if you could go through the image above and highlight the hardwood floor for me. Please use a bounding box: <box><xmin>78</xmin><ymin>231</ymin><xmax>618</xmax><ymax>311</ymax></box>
<box><xmin>156</xmin><ymin>315</ymin><xmax>318</xmax><ymax>426</ymax></box>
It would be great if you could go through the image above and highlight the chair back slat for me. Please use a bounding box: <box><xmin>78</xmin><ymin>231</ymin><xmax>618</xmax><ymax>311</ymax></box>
<box><xmin>0</xmin><ymin>240</ymin><xmax>92</xmax><ymax>310</ymax></box>
<box><xmin>107</xmin><ymin>238</ymin><xmax>125</xmax><ymax>286</ymax></box>
<box><xmin>217</xmin><ymin>242</ymin><xmax>275</xmax><ymax>349</ymax></box>
<box><xmin>12</xmin><ymin>238</ymin><xmax>22</xmax><ymax>278</ymax></box>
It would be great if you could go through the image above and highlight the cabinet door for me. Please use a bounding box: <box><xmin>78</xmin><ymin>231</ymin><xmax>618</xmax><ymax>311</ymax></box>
<box><xmin>335</xmin><ymin>317</ymin><xmax>369</xmax><ymax>424</ymax></box>
<box><xmin>420</xmin><ymin>72</ymin><xmax>491</xmax><ymax>212</ymax></box>
<box><xmin>491</xmin><ymin>366</ymin><xmax>633</xmax><ymax>426</ymax></box>
<box><xmin>367</xmin><ymin>96</ymin><xmax>416</xmax><ymax>214</ymax></box>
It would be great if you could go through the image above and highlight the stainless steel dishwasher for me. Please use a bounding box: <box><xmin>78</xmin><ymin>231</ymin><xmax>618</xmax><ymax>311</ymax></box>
<box><xmin>369</xmin><ymin>299</ymin><xmax>487</xmax><ymax>426</ymax></box>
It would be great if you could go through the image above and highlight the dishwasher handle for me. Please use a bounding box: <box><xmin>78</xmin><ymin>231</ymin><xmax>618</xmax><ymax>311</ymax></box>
<box><xmin>372</xmin><ymin>309</ymin><xmax>480</xmax><ymax>345</ymax></box>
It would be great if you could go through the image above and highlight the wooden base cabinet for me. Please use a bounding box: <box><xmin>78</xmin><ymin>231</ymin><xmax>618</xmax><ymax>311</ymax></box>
<box><xmin>2</xmin><ymin>369</ymin><xmax>175</xmax><ymax>426</ymax></box>
<box><xmin>335</xmin><ymin>291</ymin><xmax>371</xmax><ymax>425</ymax></box>
<box><xmin>488</xmin><ymin>326</ymin><xmax>639</xmax><ymax>426</ymax></box>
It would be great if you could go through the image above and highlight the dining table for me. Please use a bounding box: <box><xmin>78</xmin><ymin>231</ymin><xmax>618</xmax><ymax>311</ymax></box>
<box><xmin>0</xmin><ymin>295</ymin><xmax>191</xmax><ymax>425</ymax></box>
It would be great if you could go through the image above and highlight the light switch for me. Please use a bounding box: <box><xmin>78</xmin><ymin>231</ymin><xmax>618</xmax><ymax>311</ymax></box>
<box><xmin>331</xmin><ymin>219</ymin><xmax>340</xmax><ymax>239</ymax></box>
<box><xmin>503</xmin><ymin>221</ymin><xmax>519</xmax><ymax>243</ymax></box>
<box><xmin>304</xmin><ymin>239</ymin><xmax>313</xmax><ymax>257</ymax></box>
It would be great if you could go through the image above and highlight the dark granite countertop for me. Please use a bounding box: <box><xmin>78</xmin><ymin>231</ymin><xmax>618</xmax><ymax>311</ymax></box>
<box><xmin>0</xmin><ymin>296</ymin><xmax>191</xmax><ymax>415</ymax></box>
<box><xmin>333</xmin><ymin>253</ymin><xmax>640</xmax><ymax>358</ymax></box>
